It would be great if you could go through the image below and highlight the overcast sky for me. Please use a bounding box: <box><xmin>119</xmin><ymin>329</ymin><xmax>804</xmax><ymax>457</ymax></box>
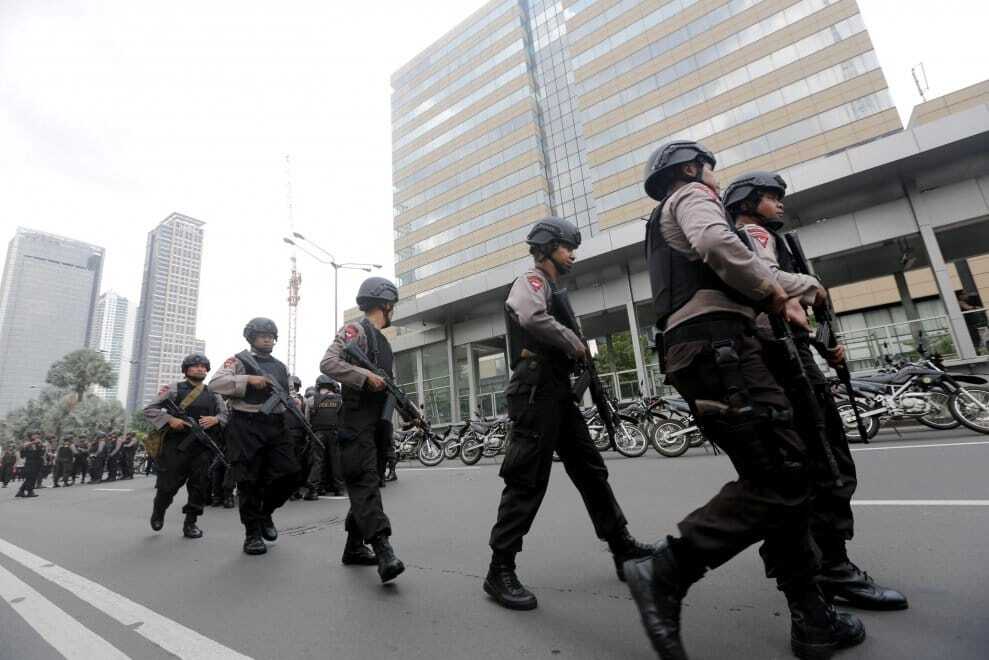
<box><xmin>1</xmin><ymin>0</ymin><xmax>987</xmax><ymax>388</ymax></box>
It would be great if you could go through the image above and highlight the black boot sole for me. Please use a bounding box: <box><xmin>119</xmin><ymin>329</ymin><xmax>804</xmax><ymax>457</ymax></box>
<box><xmin>243</xmin><ymin>544</ymin><xmax>267</xmax><ymax>555</ymax></box>
<box><xmin>821</xmin><ymin>587</ymin><xmax>909</xmax><ymax>611</ymax></box>
<box><xmin>183</xmin><ymin>528</ymin><xmax>203</xmax><ymax>539</ymax></box>
<box><xmin>342</xmin><ymin>552</ymin><xmax>378</xmax><ymax>566</ymax></box>
<box><xmin>483</xmin><ymin>579</ymin><xmax>538</xmax><ymax>610</ymax></box>
<box><xmin>792</xmin><ymin>626</ymin><xmax>866</xmax><ymax>660</ymax></box>
<box><xmin>378</xmin><ymin>559</ymin><xmax>405</xmax><ymax>583</ymax></box>
<box><xmin>623</xmin><ymin>559</ymin><xmax>688</xmax><ymax>660</ymax></box>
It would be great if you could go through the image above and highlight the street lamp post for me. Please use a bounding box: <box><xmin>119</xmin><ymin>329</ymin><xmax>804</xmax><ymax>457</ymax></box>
<box><xmin>282</xmin><ymin>234</ymin><xmax>381</xmax><ymax>330</ymax></box>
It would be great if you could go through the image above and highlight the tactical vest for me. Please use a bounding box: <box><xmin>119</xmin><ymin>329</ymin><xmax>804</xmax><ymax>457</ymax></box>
<box><xmin>769</xmin><ymin>226</ymin><xmax>796</xmax><ymax>273</ymax></box>
<box><xmin>342</xmin><ymin>318</ymin><xmax>393</xmax><ymax>410</ymax></box>
<box><xmin>310</xmin><ymin>390</ymin><xmax>342</xmax><ymax>430</ymax></box>
<box><xmin>646</xmin><ymin>198</ymin><xmax>755</xmax><ymax>330</ymax></box>
<box><xmin>236</xmin><ymin>351</ymin><xmax>290</xmax><ymax>406</ymax></box>
<box><xmin>504</xmin><ymin>274</ymin><xmax>573</xmax><ymax>379</ymax></box>
<box><xmin>174</xmin><ymin>381</ymin><xmax>219</xmax><ymax>426</ymax></box>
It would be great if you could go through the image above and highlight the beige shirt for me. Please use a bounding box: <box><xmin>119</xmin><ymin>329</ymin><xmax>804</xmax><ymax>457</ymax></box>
<box><xmin>506</xmin><ymin>267</ymin><xmax>584</xmax><ymax>359</ymax></box>
<box><xmin>658</xmin><ymin>182</ymin><xmax>777</xmax><ymax>330</ymax></box>
<box><xmin>320</xmin><ymin>319</ymin><xmax>389</xmax><ymax>389</ymax></box>
<box><xmin>208</xmin><ymin>351</ymin><xmax>285</xmax><ymax>414</ymax></box>
<box><xmin>737</xmin><ymin>222</ymin><xmax>818</xmax><ymax>305</ymax></box>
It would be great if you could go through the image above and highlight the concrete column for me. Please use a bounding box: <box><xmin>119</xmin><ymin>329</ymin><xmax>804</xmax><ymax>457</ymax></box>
<box><xmin>893</xmin><ymin>271</ymin><xmax>923</xmax><ymax>348</ymax></box>
<box><xmin>466</xmin><ymin>343</ymin><xmax>478</xmax><ymax>418</ymax></box>
<box><xmin>919</xmin><ymin>225</ymin><xmax>977</xmax><ymax>358</ymax></box>
<box><xmin>414</xmin><ymin>348</ymin><xmax>426</xmax><ymax>409</ymax></box>
<box><xmin>626</xmin><ymin>300</ymin><xmax>649</xmax><ymax>397</ymax></box>
<box><xmin>955</xmin><ymin>259</ymin><xmax>980</xmax><ymax>299</ymax></box>
<box><xmin>446</xmin><ymin>322</ymin><xmax>458</xmax><ymax>423</ymax></box>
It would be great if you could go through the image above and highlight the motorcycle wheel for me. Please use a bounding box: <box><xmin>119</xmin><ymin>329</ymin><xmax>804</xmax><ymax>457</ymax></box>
<box><xmin>443</xmin><ymin>438</ymin><xmax>460</xmax><ymax>460</ymax></box>
<box><xmin>591</xmin><ymin>425</ymin><xmax>610</xmax><ymax>452</ymax></box>
<box><xmin>417</xmin><ymin>436</ymin><xmax>445</xmax><ymax>467</ymax></box>
<box><xmin>614</xmin><ymin>422</ymin><xmax>649</xmax><ymax>457</ymax></box>
<box><xmin>650</xmin><ymin>421</ymin><xmax>690</xmax><ymax>457</ymax></box>
<box><xmin>948</xmin><ymin>387</ymin><xmax>989</xmax><ymax>434</ymax></box>
<box><xmin>917</xmin><ymin>390</ymin><xmax>960</xmax><ymax>430</ymax></box>
<box><xmin>686</xmin><ymin>427</ymin><xmax>705</xmax><ymax>448</ymax></box>
<box><xmin>836</xmin><ymin>402</ymin><xmax>880</xmax><ymax>442</ymax></box>
<box><xmin>460</xmin><ymin>434</ymin><xmax>484</xmax><ymax>465</ymax></box>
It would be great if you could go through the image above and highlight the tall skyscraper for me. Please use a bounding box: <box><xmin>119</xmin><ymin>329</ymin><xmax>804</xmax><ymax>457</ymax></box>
<box><xmin>0</xmin><ymin>228</ymin><xmax>104</xmax><ymax>415</ymax></box>
<box><xmin>127</xmin><ymin>213</ymin><xmax>206</xmax><ymax>411</ymax></box>
<box><xmin>89</xmin><ymin>291</ymin><xmax>129</xmax><ymax>403</ymax></box>
<box><xmin>391</xmin><ymin>0</ymin><xmax>898</xmax><ymax>299</ymax></box>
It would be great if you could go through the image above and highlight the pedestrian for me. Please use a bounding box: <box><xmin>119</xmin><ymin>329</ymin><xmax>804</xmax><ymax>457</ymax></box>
<box><xmin>726</xmin><ymin>170</ymin><xmax>908</xmax><ymax>611</ymax></box>
<box><xmin>15</xmin><ymin>432</ymin><xmax>45</xmax><ymax>498</ymax></box>
<box><xmin>209</xmin><ymin>318</ymin><xmax>301</xmax><ymax>555</ymax></box>
<box><xmin>623</xmin><ymin>141</ymin><xmax>863</xmax><ymax>659</ymax></box>
<box><xmin>310</xmin><ymin>376</ymin><xmax>345</xmax><ymax>497</ymax></box>
<box><xmin>320</xmin><ymin>277</ymin><xmax>406</xmax><ymax>582</ymax></box>
<box><xmin>482</xmin><ymin>217</ymin><xmax>654</xmax><ymax>611</ymax></box>
<box><xmin>144</xmin><ymin>353</ymin><xmax>227</xmax><ymax>539</ymax></box>
<box><xmin>53</xmin><ymin>436</ymin><xmax>75</xmax><ymax>488</ymax></box>
<box><xmin>1</xmin><ymin>444</ymin><xmax>17</xmax><ymax>488</ymax></box>
<box><xmin>121</xmin><ymin>432</ymin><xmax>138</xmax><ymax>480</ymax></box>
<box><xmin>73</xmin><ymin>437</ymin><xmax>90</xmax><ymax>484</ymax></box>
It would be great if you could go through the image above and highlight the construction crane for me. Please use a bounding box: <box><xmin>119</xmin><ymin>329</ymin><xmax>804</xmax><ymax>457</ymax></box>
<box><xmin>285</xmin><ymin>154</ymin><xmax>301</xmax><ymax>376</ymax></box>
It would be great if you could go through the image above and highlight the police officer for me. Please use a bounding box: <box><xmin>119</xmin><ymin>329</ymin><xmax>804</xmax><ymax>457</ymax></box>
<box><xmin>623</xmin><ymin>141</ymin><xmax>864</xmax><ymax>659</ymax></box>
<box><xmin>73</xmin><ymin>436</ymin><xmax>90</xmax><ymax>484</ymax></box>
<box><xmin>144</xmin><ymin>353</ymin><xmax>227</xmax><ymax>538</ymax></box>
<box><xmin>286</xmin><ymin>375</ymin><xmax>315</xmax><ymax>501</ymax></box>
<box><xmin>320</xmin><ymin>277</ymin><xmax>405</xmax><ymax>582</ymax></box>
<box><xmin>309</xmin><ymin>376</ymin><xmax>345</xmax><ymax>497</ymax></box>
<box><xmin>484</xmin><ymin>217</ymin><xmax>654</xmax><ymax>611</ymax></box>
<box><xmin>53</xmin><ymin>436</ymin><xmax>75</xmax><ymax>487</ymax></box>
<box><xmin>105</xmin><ymin>432</ymin><xmax>123</xmax><ymax>481</ymax></box>
<box><xmin>90</xmin><ymin>432</ymin><xmax>108</xmax><ymax>483</ymax></box>
<box><xmin>121</xmin><ymin>432</ymin><xmax>139</xmax><ymax>480</ymax></box>
<box><xmin>210</xmin><ymin>318</ymin><xmax>301</xmax><ymax>555</ymax></box>
<box><xmin>15</xmin><ymin>432</ymin><xmax>44</xmax><ymax>497</ymax></box>
<box><xmin>1</xmin><ymin>444</ymin><xmax>16</xmax><ymax>488</ymax></box>
<box><xmin>725</xmin><ymin>171</ymin><xmax>908</xmax><ymax>612</ymax></box>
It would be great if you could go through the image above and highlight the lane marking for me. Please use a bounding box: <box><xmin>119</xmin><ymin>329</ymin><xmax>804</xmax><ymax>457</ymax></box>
<box><xmin>397</xmin><ymin>466</ymin><xmax>481</xmax><ymax>472</ymax></box>
<box><xmin>0</xmin><ymin>538</ymin><xmax>253</xmax><ymax>660</ymax></box>
<box><xmin>0</xmin><ymin>563</ymin><xmax>130</xmax><ymax>659</ymax></box>
<box><xmin>92</xmin><ymin>488</ymin><xmax>134</xmax><ymax>492</ymax></box>
<box><xmin>853</xmin><ymin>500</ymin><xmax>989</xmax><ymax>506</ymax></box>
<box><xmin>318</xmin><ymin>496</ymin><xmax>348</xmax><ymax>500</ymax></box>
<box><xmin>851</xmin><ymin>440</ymin><xmax>989</xmax><ymax>452</ymax></box>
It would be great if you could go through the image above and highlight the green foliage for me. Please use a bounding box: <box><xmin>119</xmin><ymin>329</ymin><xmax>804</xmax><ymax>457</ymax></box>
<box><xmin>66</xmin><ymin>396</ymin><xmax>125</xmax><ymax>436</ymax></box>
<box><xmin>45</xmin><ymin>349</ymin><xmax>116</xmax><ymax>401</ymax></box>
<box><xmin>592</xmin><ymin>331</ymin><xmax>637</xmax><ymax>372</ymax></box>
<box><xmin>130</xmin><ymin>408</ymin><xmax>153</xmax><ymax>435</ymax></box>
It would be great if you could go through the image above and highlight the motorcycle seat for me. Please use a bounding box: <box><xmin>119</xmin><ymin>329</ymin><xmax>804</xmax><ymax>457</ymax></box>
<box><xmin>662</xmin><ymin>397</ymin><xmax>691</xmax><ymax>413</ymax></box>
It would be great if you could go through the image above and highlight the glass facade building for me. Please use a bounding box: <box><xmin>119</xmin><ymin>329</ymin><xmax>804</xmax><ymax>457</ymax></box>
<box><xmin>127</xmin><ymin>213</ymin><xmax>207</xmax><ymax>411</ymax></box>
<box><xmin>0</xmin><ymin>228</ymin><xmax>104</xmax><ymax>415</ymax></box>
<box><xmin>89</xmin><ymin>290</ymin><xmax>130</xmax><ymax>404</ymax></box>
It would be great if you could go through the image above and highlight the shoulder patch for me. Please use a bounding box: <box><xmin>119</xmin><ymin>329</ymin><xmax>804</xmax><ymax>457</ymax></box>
<box><xmin>747</xmin><ymin>225</ymin><xmax>770</xmax><ymax>248</ymax></box>
<box><xmin>223</xmin><ymin>356</ymin><xmax>237</xmax><ymax>369</ymax></box>
<box><xmin>526</xmin><ymin>275</ymin><xmax>544</xmax><ymax>293</ymax></box>
<box><xmin>343</xmin><ymin>324</ymin><xmax>361</xmax><ymax>341</ymax></box>
<box><xmin>157</xmin><ymin>385</ymin><xmax>170</xmax><ymax>397</ymax></box>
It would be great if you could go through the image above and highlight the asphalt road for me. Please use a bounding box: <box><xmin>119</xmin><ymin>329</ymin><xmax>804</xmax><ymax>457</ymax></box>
<box><xmin>2</xmin><ymin>426</ymin><xmax>988</xmax><ymax>660</ymax></box>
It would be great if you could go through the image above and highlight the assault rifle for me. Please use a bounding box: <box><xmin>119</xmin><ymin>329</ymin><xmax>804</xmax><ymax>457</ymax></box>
<box><xmin>161</xmin><ymin>398</ymin><xmax>230</xmax><ymax>468</ymax></box>
<box><xmin>343</xmin><ymin>342</ymin><xmax>428</xmax><ymax>429</ymax></box>
<box><xmin>783</xmin><ymin>232</ymin><xmax>870</xmax><ymax>444</ymax></box>
<box><xmin>237</xmin><ymin>351</ymin><xmax>324</xmax><ymax>451</ymax></box>
<box><xmin>551</xmin><ymin>285</ymin><xmax>618</xmax><ymax>446</ymax></box>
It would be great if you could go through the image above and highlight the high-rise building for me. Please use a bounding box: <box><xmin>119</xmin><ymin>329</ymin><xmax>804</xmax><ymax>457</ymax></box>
<box><xmin>391</xmin><ymin>0</ymin><xmax>898</xmax><ymax>300</ymax></box>
<box><xmin>127</xmin><ymin>213</ymin><xmax>206</xmax><ymax>411</ymax></box>
<box><xmin>0</xmin><ymin>228</ymin><xmax>104</xmax><ymax>415</ymax></box>
<box><xmin>89</xmin><ymin>291</ymin><xmax>129</xmax><ymax>403</ymax></box>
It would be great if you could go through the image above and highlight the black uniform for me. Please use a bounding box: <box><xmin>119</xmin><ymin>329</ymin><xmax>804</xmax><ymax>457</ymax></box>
<box><xmin>310</xmin><ymin>388</ymin><xmax>345</xmax><ymax>494</ymax></box>
<box><xmin>73</xmin><ymin>443</ymin><xmax>90</xmax><ymax>483</ymax></box>
<box><xmin>54</xmin><ymin>445</ymin><xmax>75</xmax><ymax>487</ymax></box>
<box><xmin>1</xmin><ymin>448</ymin><xmax>15</xmax><ymax>487</ymax></box>
<box><xmin>16</xmin><ymin>442</ymin><xmax>44</xmax><ymax>497</ymax></box>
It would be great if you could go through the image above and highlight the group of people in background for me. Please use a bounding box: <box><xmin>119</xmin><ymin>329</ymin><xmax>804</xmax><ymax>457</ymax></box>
<box><xmin>2</xmin><ymin>431</ymin><xmax>140</xmax><ymax>497</ymax></box>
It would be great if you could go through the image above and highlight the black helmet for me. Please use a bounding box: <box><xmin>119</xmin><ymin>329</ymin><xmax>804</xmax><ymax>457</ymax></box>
<box><xmin>181</xmin><ymin>352</ymin><xmax>211</xmax><ymax>373</ymax></box>
<box><xmin>643</xmin><ymin>140</ymin><xmax>716</xmax><ymax>201</ymax></box>
<box><xmin>243</xmin><ymin>317</ymin><xmax>278</xmax><ymax>342</ymax></box>
<box><xmin>525</xmin><ymin>216</ymin><xmax>582</xmax><ymax>249</ymax></box>
<box><xmin>356</xmin><ymin>277</ymin><xmax>399</xmax><ymax>311</ymax></box>
<box><xmin>722</xmin><ymin>171</ymin><xmax>787</xmax><ymax>215</ymax></box>
<box><xmin>291</xmin><ymin>375</ymin><xmax>302</xmax><ymax>391</ymax></box>
<box><xmin>315</xmin><ymin>374</ymin><xmax>339</xmax><ymax>390</ymax></box>
<box><xmin>304</xmin><ymin>386</ymin><xmax>315</xmax><ymax>397</ymax></box>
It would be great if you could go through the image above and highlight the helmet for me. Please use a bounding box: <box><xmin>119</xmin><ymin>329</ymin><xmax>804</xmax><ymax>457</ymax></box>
<box><xmin>643</xmin><ymin>140</ymin><xmax>716</xmax><ymax>201</ymax></box>
<box><xmin>304</xmin><ymin>386</ymin><xmax>315</xmax><ymax>397</ymax></box>
<box><xmin>722</xmin><ymin>171</ymin><xmax>787</xmax><ymax>215</ymax></box>
<box><xmin>525</xmin><ymin>216</ymin><xmax>582</xmax><ymax>249</ymax></box>
<box><xmin>95</xmin><ymin>432</ymin><xmax>106</xmax><ymax>439</ymax></box>
<box><xmin>356</xmin><ymin>277</ymin><xmax>399</xmax><ymax>311</ymax></box>
<box><xmin>315</xmin><ymin>374</ymin><xmax>339</xmax><ymax>390</ymax></box>
<box><xmin>181</xmin><ymin>352</ymin><xmax>211</xmax><ymax>373</ymax></box>
<box><xmin>243</xmin><ymin>317</ymin><xmax>278</xmax><ymax>342</ymax></box>
<box><xmin>291</xmin><ymin>375</ymin><xmax>302</xmax><ymax>391</ymax></box>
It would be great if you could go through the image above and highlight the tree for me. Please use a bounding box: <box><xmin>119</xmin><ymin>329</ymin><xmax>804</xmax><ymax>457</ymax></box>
<box><xmin>130</xmin><ymin>408</ymin><xmax>153</xmax><ymax>435</ymax></box>
<box><xmin>46</xmin><ymin>349</ymin><xmax>116</xmax><ymax>402</ymax></box>
<box><xmin>66</xmin><ymin>396</ymin><xmax>125</xmax><ymax>435</ymax></box>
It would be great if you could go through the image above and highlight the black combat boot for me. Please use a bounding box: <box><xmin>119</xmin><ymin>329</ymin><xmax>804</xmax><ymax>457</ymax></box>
<box><xmin>182</xmin><ymin>514</ymin><xmax>203</xmax><ymax>539</ymax></box>
<box><xmin>484</xmin><ymin>553</ymin><xmax>537</xmax><ymax>611</ymax></box>
<box><xmin>607</xmin><ymin>528</ymin><xmax>656</xmax><ymax>582</ymax></box>
<box><xmin>623</xmin><ymin>538</ymin><xmax>703</xmax><ymax>660</ymax></box>
<box><xmin>817</xmin><ymin>561</ymin><xmax>908</xmax><ymax>611</ymax></box>
<box><xmin>243</xmin><ymin>526</ymin><xmax>267</xmax><ymax>555</ymax></box>
<box><xmin>384</xmin><ymin>460</ymin><xmax>397</xmax><ymax>482</ymax></box>
<box><xmin>223</xmin><ymin>494</ymin><xmax>236</xmax><ymax>508</ymax></box>
<box><xmin>150</xmin><ymin>504</ymin><xmax>166</xmax><ymax>531</ymax></box>
<box><xmin>303</xmin><ymin>488</ymin><xmax>320</xmax><ymax>501</ymax></box>
<box><xmin>261</xmin><ymin>515</ymin><xmax>278</xmax><ymax>542</ymax></box>
<box><xmin>341</xmin><ymin>533</ymin><xmax>378</xmax><ymax>565</ymax></box>
<box><xmin>787</xmin><ymin>584</ymin><xmax>865</xmax><ymax>660</ymax></box>
<box><xmin>370</xmin><ymin>536</ymin><xmax>405</xmax><ymax>583</ymax></box>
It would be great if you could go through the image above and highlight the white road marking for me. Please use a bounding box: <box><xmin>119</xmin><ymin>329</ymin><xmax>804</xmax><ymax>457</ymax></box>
<box><xmin>0</xmin><ymin>538</ymin><xmax>253</xmax><ymax>660</ymax></box>
<box><xmin>853</xmin><ymin>500</ymin><xmax>989</xmax><ymax>506</ymax></box>
<box><xmin>318</xmin><ymin>496</ymin><xmax>349</xmax><ymax>500</ymax></box>
<box><xmin>398</xmin><ymin>466</ymin><xmax>481</xmax><ymax>472</ymax></box>
<box><xmin>0</xmin><ymin>562</ymin><xmax>130</xmax><ymax>659</ymax></box>
<box><xmin>851</xmin><ymin>440</ymin><xmax>989</xmax><ymax>452</ymax></box>
<box><xmin>92</xmin><ymin>488</ymin><xmax>134</xmax><ymax>492</ymax></box>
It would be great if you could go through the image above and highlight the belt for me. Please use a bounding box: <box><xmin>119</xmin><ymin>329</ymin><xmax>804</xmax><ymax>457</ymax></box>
<box><xmin>663</xmin><ymin>314</ymin><xmax>753</xmax><ymax>347</ymax></box>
